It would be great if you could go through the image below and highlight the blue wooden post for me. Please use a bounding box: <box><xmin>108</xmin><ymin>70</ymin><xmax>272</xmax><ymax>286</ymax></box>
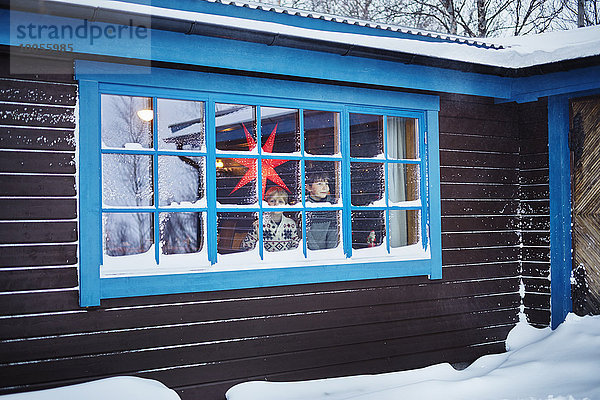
<box><xmin>206</xmin><ymin>98</ymin><xmax>218</xmax><ymax>264</ymax></box>
<box><xmin>78</xmin><ymin>79</ymin><xmax>102</xmax><ymax>307</ymax></box>
<box><xmin>152</xmin><ymin>97</ymin><xmax>160</xmax><ymax>265</ymax></box>
<box><xmin>341</xmin><ymin>108</ymin><xmax>352</xmax><ymax>258</ymax></box>
<box><xmin>548</xmin><ymin>95</ymin><xmax>572</xmax><ymax>329</ymax></box>
<box><xmin>426</xmin><ymin>110</ymin><xmax>442</xmax><ymax>279</ymax></box>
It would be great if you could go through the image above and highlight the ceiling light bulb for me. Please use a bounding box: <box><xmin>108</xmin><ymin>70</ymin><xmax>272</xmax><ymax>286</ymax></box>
<box><xmin>137</xmin><ymin>109</ymin><xmax>154</xmax><ymax>122</ymax></box>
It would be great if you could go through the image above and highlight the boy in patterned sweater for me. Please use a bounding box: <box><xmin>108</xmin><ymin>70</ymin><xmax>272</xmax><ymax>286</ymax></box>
<box><xmin>241</xmin><ymin>187</ymin><xmax>300</xmax><ymax>252</ymax></box>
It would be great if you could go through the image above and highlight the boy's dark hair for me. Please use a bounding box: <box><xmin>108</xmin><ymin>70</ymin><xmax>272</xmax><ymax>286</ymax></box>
<box><xmin>305</xmin><ymin>165</ymin><xmax>330</xmax><ymax>185</ymax></box>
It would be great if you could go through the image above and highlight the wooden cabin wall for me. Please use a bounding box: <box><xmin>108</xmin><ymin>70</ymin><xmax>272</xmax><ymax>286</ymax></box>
<box><xmin>0</xmin><ymin>52</ymin><xmax>79</xmax><ymax>387</ymax></box>
<box><xmin>518</xmin><ymin>99</ymin><xmax>551</xmax><ymax>327</ymax></box>
<box><xmin>1</xmin><ymin>53</ymin><xmax>528</xmax><ymax>400</ymax></box>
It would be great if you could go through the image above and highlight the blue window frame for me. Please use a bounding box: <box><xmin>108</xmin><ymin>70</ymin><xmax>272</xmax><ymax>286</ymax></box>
<box><xmin>77</xmin><ymin>61</ymin><xmax>441</xmax><ymax>307</ymax></box>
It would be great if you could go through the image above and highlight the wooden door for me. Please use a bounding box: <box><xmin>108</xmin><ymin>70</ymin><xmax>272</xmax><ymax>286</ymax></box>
<box><xmin>571</xmin><ymin>95</ymin><xmax>600</xmax><ymax>315</ymax></box>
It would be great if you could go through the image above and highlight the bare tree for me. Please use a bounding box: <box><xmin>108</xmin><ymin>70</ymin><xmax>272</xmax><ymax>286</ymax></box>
<box><xmin>557</xmin><ymin>0</ymin><xmax>600</xmax><ymax>28</ymax></box>
<box><xmin>503</xmin><ymin>0</ymin><xmax>565</xmax><ymax>35</ymax></box>
<box><xmin>258</xmin><ymin>0</ymin><xmax>591</xmax><ymax>37</ymax></box>
<box><xmin>380</xmin><ymin>0</ymin><xmax>557</xmax><ymax>37</ymax></box>
<box><xmin>264</xmin><ymin>0</ymin><xmax>384</xmax><ymax>21</ymax></box>
<box><xmin>103</xmin><ymin>95</ymin><xmax>154</xmax><ymax>255</ymax></box>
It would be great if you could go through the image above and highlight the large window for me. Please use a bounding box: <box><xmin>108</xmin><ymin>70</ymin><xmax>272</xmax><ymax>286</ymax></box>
<box><xmin>100</xmin><ymin>97</ymin><xmax>425</xmax><ymax>273</ymax></box>
<box><xmin>78</xmin><ymin>62</ymin><xmax>441</xmax><ymax>306</ymax></box>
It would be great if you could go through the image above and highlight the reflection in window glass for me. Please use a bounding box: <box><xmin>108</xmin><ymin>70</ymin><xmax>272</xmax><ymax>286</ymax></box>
<box><xmin>306</xmin><ymin>210</ymin><xmax>340</xmax><ymax>250</ymax></box>
<box><xmin>216</xmin><ymin>158</ymin><xmax>258</xmax><ymax>205</ymax></box>
<box><xmin>350</xmin><ymin>113</ymin><xmax>383</xmax><ymax>158</ymax></box>
<box><xmin>158</xmin><ymin>99</ymin><xmax>205</xmax><ymax>151</ymax></box>
<box><xmin>260</xmin><ymin>211</ymin><xmax>301</xmax><ymax>253</ymax></box>
<box><xmin>304</xmin><ymin>110</ymin><xmax>340</xmax><ymax>155</ymax></box>
<box><xmin>350</xmin><ymin>162</ymin><xmax>384</xmax><ymax>206</ymax></box>
<box><xmin>388</xmin><ymin>163</ymin><xmax>420</xmax><ymax>204</ymax></box>
<box><xmin>101</xmin><ymin>94</ymin><xmax>153</xmax><ymax>149</ymax></box>
<box><xmin>158</xmin><ymin>156</ymin><xmax>204</xmax><ymax>207</ymax></box>
<box><xmin>389</xmin><ymin>210</ymin><xmax>420</xmax><ymax>248</ymax></box>
<box><xmin>218</xmin><ymin>212</ymin><xmax>257</xmax><ymax>254</ymax></box>
<box><xmin>305</xmin><ymin>161</ymin><xmax>340</xmax><ymax>205</ymax></box>
<box><xmin>103</xmin><ymin>213</ymin><xmax>153</xmax><ymax>256</ymax></box>
<box><xmin>160</xmin><ymin>212</ymin><xmax>204</xmax><ymax>255</ymax></box>
<box><xmin>102</xmin><ymin>154</ymin><xmax>153</xmax><ymax>207</ymax></box>
<box><xmin>351</xmin><ymin>210</ymin><xmax>385</xmax><ymax>249</ymax></box>
<box><xmin>215</xmin><ymin>103</ymin><xmax>257</xmax><ymax>152</ymax></box>
<box><xmin>261</xmin><ymin>107</ymin><xmax>300</xmax><ymax>154</ymax></box>
<box><xmin>387</xmin><ymin>116</ymin><xmax>419</xmax><ymax>159</ymax></box>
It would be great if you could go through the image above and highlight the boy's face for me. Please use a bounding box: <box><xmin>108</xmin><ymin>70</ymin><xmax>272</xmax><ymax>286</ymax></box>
<box><xmin>267</xmin><ymin>194</ymin><xmax>286</xmax><ymax>220</ymax></box>
<box><xmin>306</xmin><ymin>179</ymin><xmax>329</xmax><ymax>200</ymax></box>
<box><xmin>267</xmin><ymin>195</ymin><xmax>287</xmax><ymax>207</ymax></box>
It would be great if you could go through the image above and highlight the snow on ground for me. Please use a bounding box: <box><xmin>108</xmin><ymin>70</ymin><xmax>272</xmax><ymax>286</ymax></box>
<box><xmin>227</xmin><ymin>314</ymin><xmax>600</xmax><ymax>400</ymax></box>
<box><xmin>1</xmin><ymin>315</ymin><xmax>598</xmax><ymax>400</ymax></box>
<box><xmin>0</xmin><ymin>377</ymin><xmax>181</xmax><ymax>400</ymax></box>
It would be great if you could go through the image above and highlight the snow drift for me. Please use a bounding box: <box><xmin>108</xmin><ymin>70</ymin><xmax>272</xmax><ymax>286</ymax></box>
<box><xmin>0</xmin><ymin>377</ymin><xmax>181</xmax><ymax>400</ymax></box>
<box><xmin>227</xmin><ymin>314</ymin><xmax>600</xmax><ymax>400</ymax></box>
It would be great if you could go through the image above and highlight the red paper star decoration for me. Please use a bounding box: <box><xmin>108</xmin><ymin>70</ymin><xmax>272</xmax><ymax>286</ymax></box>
<box><xmin>230</xmin><ymin>123</ymin><xmax>290</xmax><ymax>198</ymax></box>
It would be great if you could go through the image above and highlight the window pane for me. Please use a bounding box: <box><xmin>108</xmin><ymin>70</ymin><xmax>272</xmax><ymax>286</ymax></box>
<box><xmin>263</xmin><ymin>160</ymin><xmax>300</xmax><ymax>206</ymax></box>
<box><xmin>218</xmin><ymin>212</ymin><xmax>258</xmax><ymax>254</ymax></box>
<box><xmin>102</xmin><ymin>154</ymin><xmax>153</xmax><ymax>207</ymax></box>
<box><xmin>350</xmin><ymin>113</ymin><xmax>383</xmax><ymax>158</ymax></box>
<box><xmin>215</xmin><ymin>103</ymin><xmax>257</xmax><ymax>152</ymax></box>
<box><xmin>350</xmin><ymin>162</ymin><xmax>384</xmax><ymax>206</ymax></box>
<box><xmin>262</xmin><ymin>211</ymin><xmax>301</xmax><ymax>252</ymax></box>
<box><xmin>306</xmin><ymin>210</ymin><xmax>340</xmax><ymax>250</ymax></box>
<box><xmin>103</xmin><ymin>212</ymin><xmax>153</xmax><ymax>256</ymax></box>
<box><xmin>351</xmin><ymin>210</ymin><xmax>385</xmax><ymax>250</ymax></box>
<box><xmin>388</xmin><ymin>163</ymin><xmax>420</xmax><ymax>204</ymax></box>
<box><xmin>216</xmin><ymin>158</ymin><xmax>258</xmax><ymax>205</ymax></box>
<box><xmin>101</xmin><ymin>94</ymin><xmax>153</xmax><ymax>149</ymax></box>
<box><xmin>387</xmin><ymin>116</ymin><xmax>419</xmax><ymax>159</ymax></box>
<box><xmin>261</xmin><ymin>107</ymin><xmax>300</xmax><ymax>153</ymax></box>
<box><xmin>159</xmin><ymin>156</ymin><xmax>205</xmax><ymax>206</ymax></box>
<box><xmin>389</xmin><ymin>210</ymin><xmax>420</xmax><ymax>248</ymax></box>
<box><xmin>304</xmin><ymin>110</ymin><xmax>340</xmax><ymax>155</ymax></box>
<box><xmin>158</xmin><ymin>99</ymin><xmax>205</xmax><ymax>151</ymax></box>
<box><xmin>160</xmin><ymin>212</ymin><xmax>204</xmax><ymax>255</ymax></box>
<box><xmin>305</xmin><ymin>161</ymin><xmax>341</xmax><ymax>205</ymax></box>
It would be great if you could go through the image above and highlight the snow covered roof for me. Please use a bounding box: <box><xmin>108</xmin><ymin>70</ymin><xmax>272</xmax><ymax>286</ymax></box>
<box><xmin>198</xmin><ymin>0</ymin><xmax>504</xmax><ymax>50</ymax></box>
<box><xmin>9</xmin><ymin>0</ymin><xmax>600</xmax><ymax>75</ymax></box>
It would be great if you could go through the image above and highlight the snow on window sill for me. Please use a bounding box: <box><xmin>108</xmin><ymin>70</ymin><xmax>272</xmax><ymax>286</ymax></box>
<box><xmin>100</xmin><ymin>242</ymin><xmax>430</xmax><ymax>278</ymax></box>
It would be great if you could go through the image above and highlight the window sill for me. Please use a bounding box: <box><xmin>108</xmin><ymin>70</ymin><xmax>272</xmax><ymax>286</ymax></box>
<box><xmin>100</xmin><ymin>243</ymin><xmax>430</xmax><ymax>278</ymax></box>
<box><xmin>99</xmin><ymin>252</ymin><xmax>437</xmax><ymax>300</ymax></box>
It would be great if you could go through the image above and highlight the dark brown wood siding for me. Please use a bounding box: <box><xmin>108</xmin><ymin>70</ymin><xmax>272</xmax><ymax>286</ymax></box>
<box><xmin>0</xmin><ymin>63</ymin><xmax>78</xmax><ymax>293</ymax></box>
<box><xmin>518</xmin><ymin>99</ymin><xmax>551</xmax><ymax>328</ymax></box>
<box><xmin>1</xmin><ymin>54</ymin><xmax>535</xmax><ymax>400</ymax></box>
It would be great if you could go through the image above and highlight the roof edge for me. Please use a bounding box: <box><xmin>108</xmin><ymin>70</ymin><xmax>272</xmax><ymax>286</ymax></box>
<box><xmin>3</xmin><ymin>0</ymin><xmax>598</xmax><ymax>78</ymax></box>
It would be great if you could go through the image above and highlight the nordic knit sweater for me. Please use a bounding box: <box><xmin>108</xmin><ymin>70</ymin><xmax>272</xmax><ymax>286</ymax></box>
<box><xmin>241</xmin><ymin>214</ymin><xmax>300</xmax><ymax>252</ymax></box>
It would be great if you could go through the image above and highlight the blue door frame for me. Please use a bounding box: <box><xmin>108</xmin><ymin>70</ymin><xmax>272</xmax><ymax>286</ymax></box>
<box><xmin>548</xmin><ymin>94</ymin><xmax>572</xmax><ymax>329</ymax></box>
<box><xmin>548</xmin><ymin>89</ymin><xmax>600</xmax><ymax>329</ymax></box>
